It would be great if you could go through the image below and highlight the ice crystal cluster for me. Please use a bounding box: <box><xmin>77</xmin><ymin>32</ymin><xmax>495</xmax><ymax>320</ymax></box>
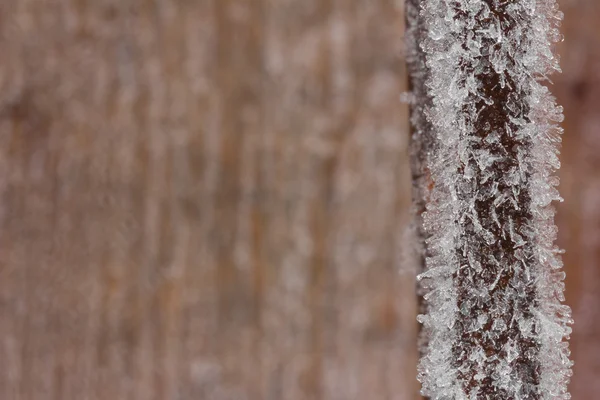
<box><xmin>406</xmin><ymin>0</ymin><xmax>435</xmax><ymax>354</ymax></box>
<box><xmin>409</xmin><ymin>0</ymin><xmax>573</xmax><ymax>398</ymax></box>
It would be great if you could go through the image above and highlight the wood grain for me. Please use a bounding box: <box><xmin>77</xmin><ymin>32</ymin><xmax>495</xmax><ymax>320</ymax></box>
<box><xmin>0</xmin><ymin>0</ymin><xmax>597</xmax><ymax>399</ymax></box>
<box><xmin>0</xmin><ymin>1</ymin><xmax>419</xmax><ymax>399</ymax></box>
<box><xmin>556</xmin><ymin>0</ymin><xmax>600</xmax><ymax>398</ymax></box>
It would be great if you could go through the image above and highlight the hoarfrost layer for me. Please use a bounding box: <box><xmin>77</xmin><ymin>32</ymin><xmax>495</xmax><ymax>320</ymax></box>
<box><xmin>412</xmin><ymin>0</ymin><xmax>573</xmax><ymax>398</ymax></box>
<box><xmin>406</xmin><ymin>0</ymin><xmax>435</xmax><ymax>360</ymax></box>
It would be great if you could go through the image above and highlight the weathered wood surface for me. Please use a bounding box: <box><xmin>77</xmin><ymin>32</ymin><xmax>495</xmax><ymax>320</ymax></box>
<box><xmin>0</xmin><ymin>0</ymin><xmax>597</xmax><ymax>399</ymax></box>
<box><xmin>556</xmin><ymin>0</ymin><xmax>600</xmax><ymax>398</ymax></box>
<box><xmin>0</xmin><ymin>1</ymin><xmax>419</xmax><ymax>399</ymax></box>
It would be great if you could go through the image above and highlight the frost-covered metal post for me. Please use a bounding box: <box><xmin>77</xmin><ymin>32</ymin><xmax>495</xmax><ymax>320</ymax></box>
<box><xmin>409</xmin><ymin>0</ymin><xmax>573</xmax><ymax>398</ymax></box>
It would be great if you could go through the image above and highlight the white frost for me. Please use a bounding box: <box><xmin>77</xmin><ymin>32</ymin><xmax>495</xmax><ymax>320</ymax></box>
<box><xmin>411</xmin><ymin>0</ymin><xmax>572</xmax><ymax>398</ymax></box>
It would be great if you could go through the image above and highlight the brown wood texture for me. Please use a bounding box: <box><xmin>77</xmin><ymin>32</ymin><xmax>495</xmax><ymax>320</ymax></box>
<box><xmin>0</xmin><ymin>0</ymin><xmax>597</xmax><ymax>399</ymax></box>
<box><xmin>556</xmin><ymin>0</ymin><xmax>600</xmax><ymax>398</ymax></box>
<box><xmin>0</xmin><ymin>1</ymin><xmax>419</xmax><ymax>399</ymax></box>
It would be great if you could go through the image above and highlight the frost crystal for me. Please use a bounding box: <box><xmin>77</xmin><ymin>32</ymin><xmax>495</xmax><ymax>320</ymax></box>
<box><xmin>406</xmin><ymin>0</ymin><xmax>436</xmax><ymax>360</ymax></box>
<box><xmin>409</xmin><ymin>0</ymin><xmax>573</xmax><ymax>398</ymax></box>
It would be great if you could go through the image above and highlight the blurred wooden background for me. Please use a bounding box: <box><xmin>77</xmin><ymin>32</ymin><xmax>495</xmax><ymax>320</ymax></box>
<box><xmin>0</xmin><ymin>0</ymin><xmax>596</xmax><ymax>399</ymax></box>
<box><xmin>556</xmin><ymin>0</ymin><xmax>600</xmax><ymax>397</ymax></box>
